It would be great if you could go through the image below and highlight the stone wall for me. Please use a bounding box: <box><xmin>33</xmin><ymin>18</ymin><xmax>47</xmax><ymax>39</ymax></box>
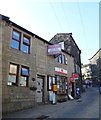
<box><xmin>2</xmin><ymin>22</ymin><xmax>36</xmax><ymax>113</ymax></box>
<box><xmin>2</xmin><ymin>19</ymin><xmax>75</xmax><ymax>113</ymax></box>
<box><xmin>0</xmin><ymin>15</ymin><xmax>2</xmax><ymax>119</ymax></box>
<box><xmin>89</xmin><ymin>49</ymin><xmax>101</xmax><ymax>86</ymax></box>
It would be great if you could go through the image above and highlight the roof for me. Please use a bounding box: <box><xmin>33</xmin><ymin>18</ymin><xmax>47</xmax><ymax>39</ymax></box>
<box><xmin>1</xmin><ymin>14</ymin><xmax>73</xmax><ymax>57</ymax></box>
<box><xmin>82</xmin><ymin>63</ymin><xmax>91</xmax><ymax>68</ymax></box>
<box><xmin>50</xmin><ymin>33</ymin><xmax>81</xmax><ymax>53</ymax></box>
<box><xmin>0</xmin><ymin>14</ymin><xmax>51</xmax><ymax>45</ymax></box>
<box><xmin>89</xmin><ymin>48</ymin><xmax>101</xmax><ymax>60</ymax></box>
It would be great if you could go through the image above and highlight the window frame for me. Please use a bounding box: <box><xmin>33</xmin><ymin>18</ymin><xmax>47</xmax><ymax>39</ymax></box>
<box><xmin>55</xmin><ymin>54</ymin><xmax>66</xmax><ymax>65</ymax></box>
<box><xmin>56</xmin><ymin>75</ymin><xmax>68</xmax><ymax>94</ymax></box>
<box><xmin>20</xmin><ymin>65</ymin><xmax>29</xmax><ymax>87</ymax></box>
<box><xmin>8</xmin><ymin>63</ymin><xmax>19</xmax><ymax>86</ymax></box>
<box><xmin>12</xmin><ymin>29</ymin><xmax>21</xmax><ymax>50</ymax></box>
<box><xmin>21</xmin><ymin>66</ymin><xmax>29</xmax><ymax>77</ymax></box>
<box><xmin>61</xmin><ymin>54</ymin><xmax>65</xmax><ymax>64</ymax></box>
<box><xmin>22</xmin><ymin>35</ymin><xmax>30</xmax><ymax>54</ymax></box>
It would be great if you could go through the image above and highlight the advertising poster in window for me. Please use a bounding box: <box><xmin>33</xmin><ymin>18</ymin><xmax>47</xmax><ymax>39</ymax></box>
<box><xmin>48</xmin><ymin>76</ymin><xmax>52</xmax><ymax>91</ymax></box>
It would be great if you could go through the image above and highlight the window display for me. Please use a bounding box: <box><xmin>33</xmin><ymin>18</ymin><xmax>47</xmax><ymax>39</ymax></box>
<box><xmin>47</xmin><ymin>76</ymin><xmax>56</xmax><ymax>91</ymax></box>
<box><xmin>56</xmin><ymin>75</ymin><xmax>68</xmax><ymax>94</ymax></box>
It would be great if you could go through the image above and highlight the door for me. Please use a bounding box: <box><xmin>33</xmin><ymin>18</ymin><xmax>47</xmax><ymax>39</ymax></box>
<box><xmin>36</xmin><ymin>76</ymin><xmax>43</xmax><ymax>102</ymax></box>
<box><xmin>71</xmin><ymin>82</ymin><xmax>75</xmax><ymax>98</ymax></box>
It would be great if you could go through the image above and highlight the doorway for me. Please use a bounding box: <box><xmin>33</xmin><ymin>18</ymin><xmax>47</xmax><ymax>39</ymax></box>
<box><xmin>36</xmin><ymin>75</ymin><xmax>44</xmax><ymax>103</ymax></box>
<box><xmin>71</xmin><ymin>82</ymin><xmax>75</xmax><ymax>98</ymax></box>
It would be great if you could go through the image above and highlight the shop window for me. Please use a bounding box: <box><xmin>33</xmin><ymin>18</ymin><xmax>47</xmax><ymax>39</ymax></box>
<box><xmin>8</xmin><ymin>63</ymin><xmax>18</xmax><ymax>86</ymax></box>
<box><xmin>20</xmin><ymin>66</ymin><xmax>29</xmax><ymax>87</ymax></box>
<box><xmin>47</xmin><ymin>76</ymin><xmax>56</xmax><ymax>91</ymax></box>
<box><xmin>22</xmin><ymin>36</ymin><xmax>30</xmax><ymax>53</ymax></box>
<box><xmin>55</xmin><ymin>54</ymin><xmax>66</xmax><ymax>65</ymax></box>
<box><xmin>47</xmin><ymin>76</ymin><xmax>53</xmax><ymax>91</ymax></box>
<box><xmin>11</xmin><ymin>30</ymin><xmax>21</xmax><ymax>50</ymax></box>
<box><xmin>56</xmin><ymin>76</ymin><xmax>68</xmax><ymax>94</ymax></box>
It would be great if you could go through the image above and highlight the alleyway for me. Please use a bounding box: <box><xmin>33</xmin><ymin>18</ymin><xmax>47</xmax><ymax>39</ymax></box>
<box><xmin>2</xmin><ymin>87</ymin><xmax>100</xmax><ymax>119</ymax></box>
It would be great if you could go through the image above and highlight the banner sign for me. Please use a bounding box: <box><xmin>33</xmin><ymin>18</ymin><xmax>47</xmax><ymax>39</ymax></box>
<box><xmin>47</xmin><ymin>44</ymin><xmax>62</xmax><ymax>55</ymax></box>
<box><xmin>55</xmin><ymin>67</ymin><xmax>68</xmax><ymax>75</ymax></box>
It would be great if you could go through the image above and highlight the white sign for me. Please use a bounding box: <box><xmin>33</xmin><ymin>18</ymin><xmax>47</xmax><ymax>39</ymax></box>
<box><xmin>59</xmin><ymin>42</ymin><xmax>64</xmax><ymax>50</ymax></box>
<box><xmin>55</xmin><ymin>67</ymin><xmax>68</xmax><ymax>75</ymax></box>
<box><xmin>47</xmin><ymin>44</ymin><xmax>62</xmax><ymax>55</ymax></box>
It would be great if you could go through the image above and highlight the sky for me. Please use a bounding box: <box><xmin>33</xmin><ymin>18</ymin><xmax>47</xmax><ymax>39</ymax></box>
<box><xmin>0</xmin><ymin>0</ymin><xmax>99</xmax><ymax>64</ymax></box>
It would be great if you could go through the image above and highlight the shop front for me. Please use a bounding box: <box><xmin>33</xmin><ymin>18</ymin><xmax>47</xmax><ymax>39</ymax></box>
<box><xmin>69</xmin><ymin>74</ymin><xmax>79</xmax><ymax>99</ymax></box>
<box><xmin>47</xmin><ymin>67</ymin><xmax>68</xmax><ymax>103</ymax></box>
<box><xmin>56</xmin><ymin>75</ymin><xmax>68</xmax><ymax>102</ymax></box>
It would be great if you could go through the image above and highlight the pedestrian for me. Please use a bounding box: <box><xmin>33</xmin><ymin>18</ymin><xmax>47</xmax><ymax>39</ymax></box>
<box><xmin>85</xmin><ymin>80</ymin><xmax>88</xmax><ymax>88</ymax></box>
<box><xmin>49</xmin><ymin>91</ymin><xmax>53</xmax><ymax>104</ymax></box>
<box><xmin>89</xmin><ymin>80</ymin><xmax>92</xmax><ymax>88</ymax></box>
<box><xmin>52</xmin><ymin>92</ymin><xmax>56</xmax><ymax>105</ymax></box>
<box><xmin>76</xmin><ymin>87</ymin><xmax>81</xmax><ymax>98</ymax></box>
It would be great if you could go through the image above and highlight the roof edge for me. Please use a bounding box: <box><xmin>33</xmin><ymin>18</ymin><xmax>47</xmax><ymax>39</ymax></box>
<box><xmin>1</xmin><ymin>14</ymin><xmax>74</xmax><ymax>57</ymax></box>
<box><xmin>89</xmin><ymin>48</ymin><xmax>101</xmax><ymax>60</ymax></box>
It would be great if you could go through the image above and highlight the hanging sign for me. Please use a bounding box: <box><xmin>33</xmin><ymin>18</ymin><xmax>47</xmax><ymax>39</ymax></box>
<box><xmin>55</xmin><ymin>67</ymin><xmax>68</xmax><ymax>75</ymax></box>
<box><xmin>70</xmin><ymin>76</ymin><xmax>75</xmax><ymax>82</ymax></box>
<box><xmin>73</xmin><ymin>74</ymin><xmax>79</xmax><ymax>78</ymax></box>
<box><xmin>47</xmin><ymin>44</ymin><xmax>62</xmax><ymax>55</ymax></box>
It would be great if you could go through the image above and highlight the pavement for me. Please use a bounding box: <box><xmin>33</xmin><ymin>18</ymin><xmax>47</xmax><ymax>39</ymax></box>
<box><xmin>2</xmin><ymin>87</ymin><xmax>100</xmax><ymax>119</ymax></box>
<box><xmin>2</xmin><ymin>100</ymin><xmax>76</xmax><ymax>119</ymax></box>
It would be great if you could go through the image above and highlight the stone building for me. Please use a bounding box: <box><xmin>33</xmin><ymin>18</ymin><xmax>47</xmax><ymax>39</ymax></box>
<box><xmin>50</xmin><ymin>33</ymin><xmax>82</xmax><ymax>91</ymax></box>
<box><xmin>1</xmin><ymin>14</ymin><xmax>76</xmax><ymax>113</ymax></box>
<box><xmin>81</xmin><ymin>64</ymin><xmax>92</xmax><ymax>85</ymax></box>
<box><xmin>89</xmin><ymin>48</ymin><xmax>101</xmax><ymax>86</ymax></box>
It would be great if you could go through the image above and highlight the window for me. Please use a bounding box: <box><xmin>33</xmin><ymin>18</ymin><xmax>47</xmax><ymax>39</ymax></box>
<box><xmin>11</xmin><ymin>30</ymin><xmax>21</xmax><ymax>50</ymax></box>
<box><xmin>59</xmin><ymin>55</ymin><xmax>62</xmax><ymax>63</ymax></box>
<box><xmin>8</xmin><ymin>63</ymin><xmax>30</xmax><ymax>87</ymax></box>
<box><xmin>56</xmin><ymin>57</ymin><xmax>59</xmax><ymax>62</ymax></box>
<box><xmin>22</xmin><ymin>36</ymin><xmax>30</xmax><ymax>53</ymax></box>
<box><xmin>11</xmin><ymin>29</ymin><xmax>31</xmax><ymax>54</ymax></box>
<box><xmin>21</xmin><ymin>66</ymin><xmax>29</xmax><ymax>76</ymax></box>
<box><xmin>55</xmin><ymin>54</ymin><xmax>66</xmax><ymax>65</ymax></box>
<box><xmin>19</xmin><ymin>66</ymin><xmax>29</xmax><ymax>87</ymax></box>
<box><xmin>56</xmin><ymin>76</ymin><xmax>68</xmax><ymax>94</ymax></box>
<box><xmin>47</xmin><ymin>76</ymin><xmax>56</xmax><ymax>91</ymax></box>
<box><xmin>8</xmin><ymin>63</ymin><xmax>18</xmax><ymax>86</ymax></box>
<box><xmin>76</xmin><ymin>64</ymin><xmax>80</xmax><ymax>74</ymax></box>
<box><xmin>61</xmin><ymin>55</ymin><xmax>65</xmax><ymax>64</ymax></box>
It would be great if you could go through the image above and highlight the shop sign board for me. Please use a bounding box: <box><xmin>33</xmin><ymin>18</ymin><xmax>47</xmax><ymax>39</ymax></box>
<box><xmin>70</xmin><ymin>74</ymin><xmax>79</xmax><ymax>82</ymax></box>
<box><xmin>59</xmin><ymin>42</ymin><xmax>64</xmax><ymax>50</ymax></box>
<box><xmin>70</xmin><ymin>76</ymin><xmax>75</xmax><ymax>82</ymax></box>
<box><xmin>73</xmin><ymin>74</ymin><xmax>79</xmax><ymax>78</ymax></box>
<box><xmin>74</xmin><ymin>78</ymin><xmax>78</xmax><ymax>80</ymax></box>
<box><xmin>55</xmin><ymin>67</ymin><xmax>68</xmax><ymax>75</ymax></box>
<box><xmin>47</xmin><ymin>44</ymin><xmax>62</xmax><ymax>55</ymax></box>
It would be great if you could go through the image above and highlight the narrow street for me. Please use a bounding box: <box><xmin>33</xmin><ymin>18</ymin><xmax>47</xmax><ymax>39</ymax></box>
<box><xmin>47</xmin><ymin>87</ymin><xmax>99</xmax><ymax>118</ymax></box>
<box><xmin>3</xmin><ymin>87</ymin><xmax>100</xmax><ymax>119</ymax></box>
